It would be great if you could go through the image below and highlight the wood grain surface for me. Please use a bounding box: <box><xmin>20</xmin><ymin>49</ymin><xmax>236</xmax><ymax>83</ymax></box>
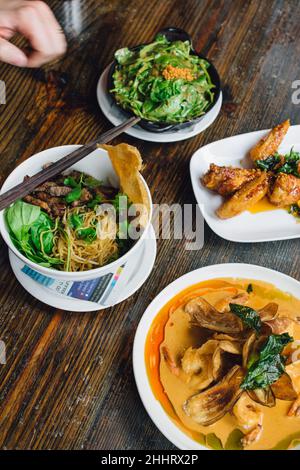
<box><xmin>0</xmin><ymin>0</ymin><xmax>299</xmax><ymax>450</ymax></box>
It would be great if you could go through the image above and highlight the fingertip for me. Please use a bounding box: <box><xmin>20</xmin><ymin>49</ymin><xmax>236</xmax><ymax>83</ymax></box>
<box><xmin>12</xmin><ymin>51</ymin><xmax>28</xmax><ymax>67</ymax></box>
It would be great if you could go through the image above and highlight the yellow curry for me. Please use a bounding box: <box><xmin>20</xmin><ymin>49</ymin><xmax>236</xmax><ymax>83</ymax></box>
<box><xmin>145</xmin><ymin>279</ymin><xmax>300</xmax><ymax>450</ymax></box>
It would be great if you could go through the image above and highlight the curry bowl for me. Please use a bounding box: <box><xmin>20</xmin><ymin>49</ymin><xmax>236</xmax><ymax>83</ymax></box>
<box><xmin>133</xmin><ymin>263</ymin><xmax>300</xmax><ymax>450</ymax></box>
<box><xmin>107</xmin><ymin>27</ymin><xmax>221</xmax><ymax>133</ymax></box>
<box><xmin>0</xmin><ymin>145</ymin><xmax>153</xmax><ymax>283</ymax></box>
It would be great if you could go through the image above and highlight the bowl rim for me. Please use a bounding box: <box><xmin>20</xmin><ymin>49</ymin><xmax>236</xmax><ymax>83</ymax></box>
<box><xmin>0</xmin><ymin>144</ymin><xmax>153</xmax><ymax>279</ymax></box>
<box><xmin>132</xmin><ymin>263</ymin><xmax>300</xmax><ymax>450</ymax></box>
<box><xmin>107</xmin><ymin>26</ymin><xmax>221</xmax><ymax>129</ymax></box>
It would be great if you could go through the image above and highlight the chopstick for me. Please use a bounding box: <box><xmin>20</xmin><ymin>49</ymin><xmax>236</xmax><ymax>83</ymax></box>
<box><xmin>0</xmin><ymin>116</ymin><xmax>140</xmax><ymax>212</ymax></box>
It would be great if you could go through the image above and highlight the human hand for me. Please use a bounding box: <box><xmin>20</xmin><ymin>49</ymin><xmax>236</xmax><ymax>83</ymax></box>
<box><xmin>0</xmin><ymin>0</ymin><xmax>67</xmax><ymax>67</ymax></box>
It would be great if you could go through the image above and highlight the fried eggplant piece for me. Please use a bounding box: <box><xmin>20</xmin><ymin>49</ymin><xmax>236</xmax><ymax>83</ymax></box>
<box><xmin>185</xmin><ymin>297</ymin><xmax>243</xmax><ymax>334</ymax></box>
<box><xmin>268</xmin><ymin>173</ymin><xmax>300</xmax><ymax>206</ymax></box>
<box><xmin>247</xmin><ymin>387</ymin><xmax>276</xmax><ymax>408</ymax></box>
<box><xmin>183</xmin><ymin>365</ymin><xmax>244</xmax><ymax>426</ymax></box>
<box><xmin>258</xmin><ymin>302</ymin><xmax>279</xmax><ymax>321</ymax></box>
<box><xmin>201</xmin><ymin>164</ymin><xmax>262</xmax><ymax>196</ymax></box>
<box><xmin>249</xmin><ymin>120</ymin><xmax>290</xmax><ymax>163</ymax></box>
<box><xmin>271</xmin><ymin>373</ymin><xmax>298</xmax><ymax>401</ymax></box>
<box><xmin>216</xmin><ymin>172</ymin><xmax>269</xmax><ymax>219</ymax></box>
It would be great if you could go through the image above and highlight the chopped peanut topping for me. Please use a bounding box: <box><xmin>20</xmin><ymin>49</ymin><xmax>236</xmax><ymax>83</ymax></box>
<box><xmin>162</xmin><ymin>64</ymin><xmax>194</xmax><ymax>81</ymax></box>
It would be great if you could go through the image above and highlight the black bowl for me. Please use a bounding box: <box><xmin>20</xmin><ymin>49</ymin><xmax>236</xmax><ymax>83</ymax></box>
<box><xmin>107</xmin><ymin>27</ymin><xmax>221</xmax><ymax>133</ymax></box>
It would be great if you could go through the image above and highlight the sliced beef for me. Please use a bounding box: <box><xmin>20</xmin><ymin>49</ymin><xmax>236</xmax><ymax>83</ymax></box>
<box><xmin>23</xmin><ymin>195</ymin><xmax>51</xmax><ymax>214</ymax></box>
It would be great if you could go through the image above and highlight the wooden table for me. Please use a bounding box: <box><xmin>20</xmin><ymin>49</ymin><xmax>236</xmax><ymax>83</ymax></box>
<box><xmin>0</xmin><ymin>0</ymin><xmax>299</xmax><ymax>450</ymax></box>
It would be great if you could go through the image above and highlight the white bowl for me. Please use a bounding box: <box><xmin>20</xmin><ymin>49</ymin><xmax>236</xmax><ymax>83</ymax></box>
<box><xmin>133</xmin><ymin>263</ymin><xmax>300</xmax><ymax>450</ymax></box>
<box><xmin>0</xmin><ymin>145</ymin><xmax>152</xmax><ymax>282</ymax></box>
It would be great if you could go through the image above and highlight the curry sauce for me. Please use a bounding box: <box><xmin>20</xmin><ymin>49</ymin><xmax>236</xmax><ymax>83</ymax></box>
<box><xmin>145</xmin><ymin>279</ymin><xmax>300</xmax><ymax>450</ymax></box>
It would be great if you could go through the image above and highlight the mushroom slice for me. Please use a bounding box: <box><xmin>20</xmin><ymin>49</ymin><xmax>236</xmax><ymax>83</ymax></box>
<box><xmin>264</xmin><ymin>316</ymin><xmax>294</xmax><ymax>335</ymax></box>
<box><xmin>215</xmin><ymin>292</ymin><xmax>249</xmax><ymax>313</ymax></box>
<box><xmin>258</xmin><ymin>302</ymin><xmax>279</xmax><ymax>321</ymax></box>
<box><xmin>247</xmin><ymin>386</ymin><xmax>276</xmax><ymax>408</ymax></box>
<box><xmin>181</xmin><ymin>347</ymin><xmax>214</xmax><ymax>391</ymax></box>
<box><xmin>183</xmin><ymin>366</ymin><xmax>244</xmax><ymax>426</ymax></box>
<box><xmin>185</xmin><ymin>297</ymin><xmax>243</xmax><ymax>334</ymax></box>
<box><xmin>213</xmin><ymin>332</ymin><xmax>244</xmax><ymax>342</ymax></box>
<box><xmin>233</xmin><ymin>393</ymin><xmax>263</xmax><ymax>448</ymax></box>
<box><xmin>271</xmin><ymin>373</ymin><xmax>298</xmax><ymax>401</ymax></box>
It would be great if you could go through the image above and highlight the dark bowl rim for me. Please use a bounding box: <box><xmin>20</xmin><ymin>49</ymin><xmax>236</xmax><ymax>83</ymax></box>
<box><xmin>107</xmin><ymin>26</ymin><xmax>222</xmax><ymax>129</ymax></box>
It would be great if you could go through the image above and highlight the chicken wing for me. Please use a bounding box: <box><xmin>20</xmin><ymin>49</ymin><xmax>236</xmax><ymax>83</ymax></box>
<box><xmin>268</xmin><ymin>173</ymin><xmax>300</xmax><ymax>206</ymax></box>
<box><xmin>216</xmin><ymin>172</ymin><xmax>269</xmax><ymax>219</ymax></box>
<box><xmin>201</xmin><ymin>164</ymin><xmax>262</xmax><ymax>196</ymax></box>
<box><xmin>249</xmin><ymin>120</ymin><xmax>290</xmax><ymax>163</ymax></box>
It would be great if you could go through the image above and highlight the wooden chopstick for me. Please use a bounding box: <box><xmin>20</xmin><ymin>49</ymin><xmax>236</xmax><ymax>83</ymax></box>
<box><xmin>0</xmin><ymin>116</ymin><xmax>140</xmax><ymax>212</ymax></box>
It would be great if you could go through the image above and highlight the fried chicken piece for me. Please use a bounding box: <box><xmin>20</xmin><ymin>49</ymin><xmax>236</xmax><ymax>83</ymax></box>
<box><xmin>216</xmin><ymin>172</ymin><xmax>270</xmax><ymax>219</ymax></box>
<box><xmin>268</xmin><ymin>173</ymin><xmax>300</xmax><ymax>207</ymax></box>
<box><xmin>201</xmin><ymin>164</ymin><xmax>262</xmax><ymax>196</ymax></box>
<box><xmin>249</xmin><ymin>120</ymin><xmax>290</xmax><ymax>163</ymax></box>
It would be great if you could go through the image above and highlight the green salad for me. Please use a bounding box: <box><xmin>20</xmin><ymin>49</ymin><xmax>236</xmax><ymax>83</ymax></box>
<box><xmin>111</xmin><ymin>34</ymin><xmax>215</xmax><ymax>123</ymax></box>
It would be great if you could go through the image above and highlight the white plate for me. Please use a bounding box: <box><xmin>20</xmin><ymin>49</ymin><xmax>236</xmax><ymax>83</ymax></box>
<box><xmin>190</xmin><ymin>125</ymin><xmax>300</xmax><ymax>242</ymax></box>
<box><xmin>10</xmin><ymin>224</ymin><xmax>157</xmax><ymax>312</ymax></box>
<box><xmin>133</xmin><ymin>263</ymin><xmax>300</xmax><ymax>450</ymax></box>
<box><xmin>97</xmin><ymin>65</ymin><xmax>222</xmax><ymax>143</ymax></box>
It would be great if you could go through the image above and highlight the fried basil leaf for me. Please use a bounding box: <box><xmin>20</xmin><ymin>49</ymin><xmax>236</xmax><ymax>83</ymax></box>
<box><xmin>241</xmin><ymin>333</ymin><xmax>293</xmax><ymax>390</ymax></box>
<box><xmin>256</xmin><ymin>154</ymin><xmax>280</xmax><ymax>171</ymax></box>
<box><xmin>230</xmin><ymin>303</ymin><xmax>262</xmax><ymax>333</ymax></box>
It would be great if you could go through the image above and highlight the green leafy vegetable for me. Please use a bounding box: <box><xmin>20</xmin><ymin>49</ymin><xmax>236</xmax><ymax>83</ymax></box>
<box><xmin>87</xmin><ymin>194</ymin><xmax>102</xmax><ymax>209</ymax></box>
<box><xmin>30</xmin><ymin>212</ymin><xmax>55</xmax><ymax>254</ymax></box>
<box><xmin>289</xmin><ymin>203</ymin><xmax>300</xmax><ymax>218</ymax></box>
<box><xmin>230</xmin><ymin>303</ymin><xmax>262</xmax><ymax>333</ymax></box>
<box><xmin>76</xmin><ymin>227</ymin><xmax>97</xmax><ymax>243</ymax></box>
<box><xmin>6</xmin><ymin>200</ymin><xmax>40</xmax><ymax>239</ymax></box>
<box><xmin>256</xmin><ymin>154</ymin><xmax>280</xmax><ymax>171</ymax></box>
<box><xmin>241</xmin><ymin>333</ymin><xmax>293</xmax><ymax>390</ymax></box>
<box><xmin>64</xmin><ymin>176</ymin><xmax>79</xmax><ymax>188</ymax></box>
<box><xmin>5</xmin><ymin>201</ymin><xmax>62</xmax><ymax>267</ymax></box>
<box><xmin>205</xmin><ymin>433</ymin><xmax>223</xmax><ymax>450</ymax></box>
<box><xmin>68</xmin><ymin>213</ymin><xmax>83</xmax><ymax>229</ymax></box>
<box><xmin>224</xmin><ymin>429</ymin><xmax>244</xmax><ymax>450</ymax></box>
<box><xmin>82</xmin><ymin>175</ymin><xmax>102</xmax><ymax>189</ymax></box>
<box><xmin>65</xmin><ymin>185</ymin><xmax>82</xmax><ymax>203</ymax></box>
<box><xmin>111</xmin><ymin>35</ymin><xmax>214</xmax><ymax>123</ymax></box>
<box><xmin>256</xmin><ymin>148</ymin><xmax>300</xmax><ymax>177</ymax></box>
